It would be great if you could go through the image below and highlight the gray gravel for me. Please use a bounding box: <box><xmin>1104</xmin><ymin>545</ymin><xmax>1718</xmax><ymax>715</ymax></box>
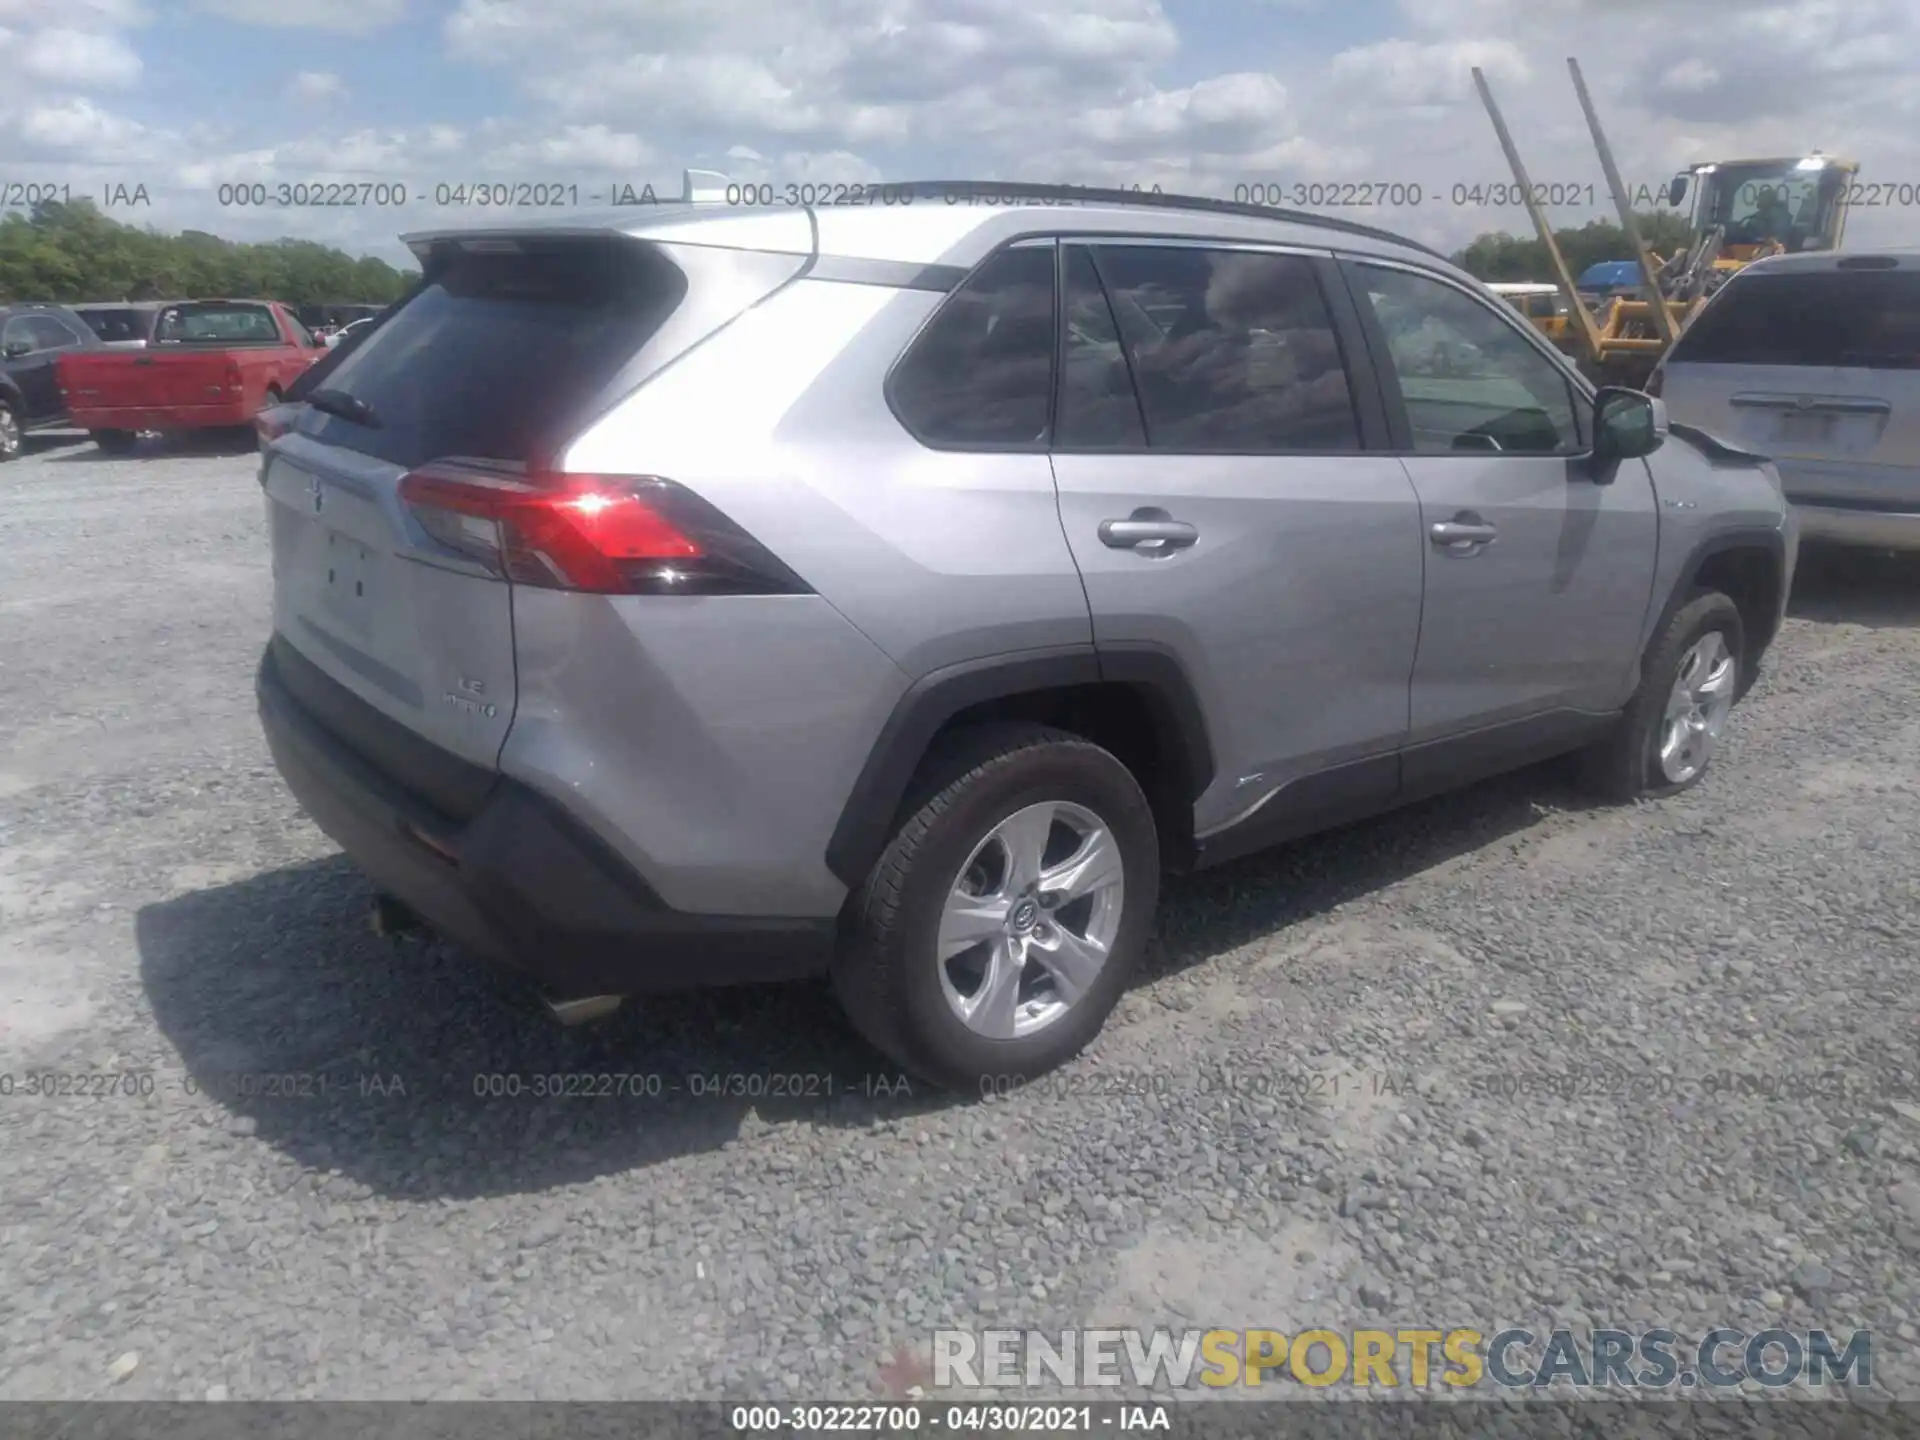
<box><xmin>2</xmin><ymin>433</ymin><xmax>1919</xmax><ymax>1403</ymax></box>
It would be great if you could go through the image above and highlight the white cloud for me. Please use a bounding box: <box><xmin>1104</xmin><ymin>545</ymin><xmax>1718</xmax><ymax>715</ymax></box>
<box><xmin>18</xmin><ymin>97</ymin><xmax>148</xmax><ymax>149</ymax></box>
<box><xmin>1657</xmin><ymin>59</ymin><xmax>1719</xmax><ymax>94</ymax></box>
<box><xmin>484</xmin><ymin>124</ymin><xmax>657</xmax><ymax>170</ymax></box>
<box><xmin>21</xmin><ymin>27</ymin><xmax>140</xmax><ymax>86</ymax></box>
<box><xmin>193</xmin><ymin>0</ymin><xmax>406</xmax><ymax>34</ymax></box>
<box><xmin>291</xmin><ymin>70</ymin><xmax>345</xmax><ymax>102</ymax></box>
<box><xmin>1328</xmin><ymin>38</ymin><xmax>1529</xmax><ymax>105</ymax></box>
<box><xmin>0</xmin><ymin>0</ymin><xmax>145</xmax><ymax>26</ymax></box>
<box><xmin>1074</xmin><ymin>74</ymin><xmax>1289</xmax><ymax>145</ymax></box>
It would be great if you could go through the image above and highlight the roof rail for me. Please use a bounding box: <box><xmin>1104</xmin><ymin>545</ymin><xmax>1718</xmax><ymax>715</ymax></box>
<box><xmin>902</xmin><ymin>180</ymin><xmax>1447</xmax><ymax>259</ymax></box>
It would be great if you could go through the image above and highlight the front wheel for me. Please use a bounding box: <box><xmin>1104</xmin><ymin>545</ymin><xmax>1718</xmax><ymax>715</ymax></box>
<box><xmin>833</xmin><ymin>723</ymin><xmax>1160</xmax><ymax>1092</ymax></box>
<box><xmin>1579</xmin><ymin>590</ymin><xmax>1745</xmax><ymax>800</ymax></box>
<box><xmin>0</xmin><ymin>401</ymin><xmax>20</xmax><ymax>462</ymax></box>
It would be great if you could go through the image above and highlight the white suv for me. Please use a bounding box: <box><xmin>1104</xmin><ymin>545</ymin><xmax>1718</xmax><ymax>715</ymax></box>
<box><xmin>1652</xmin><ymin>249</ymin><xmax>1920</xmax><ymax>550</ymax></box>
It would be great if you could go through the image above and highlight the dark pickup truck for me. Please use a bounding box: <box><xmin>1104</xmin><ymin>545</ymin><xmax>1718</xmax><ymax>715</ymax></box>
<box><xmin>56</xmin><ymin>299</ymin><xmax>327</xmax><ymax>452</ymax></box>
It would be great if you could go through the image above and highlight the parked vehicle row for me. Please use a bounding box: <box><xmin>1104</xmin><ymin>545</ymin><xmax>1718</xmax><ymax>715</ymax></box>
<box><xmin>0</xmin><ymin>302</ymin><xmax>101</xmax><ymax>460</ymax></box>
<box><xmin>0</xmin><ymin>297</ymin><xmax>330</xmax><ymax>459</ymax></box>
<box><xmin>250</xmin><ymin>181</ymin><xmax>1797</xmax><ymax>1089</ymax></box>
<box><xmin>59</xmin><ymin>300</ymin><xmax>325</xmax><ymax>452</ymax></box>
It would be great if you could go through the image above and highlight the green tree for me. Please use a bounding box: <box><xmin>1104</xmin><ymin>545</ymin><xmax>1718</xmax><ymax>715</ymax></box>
<box><xmin>0</xmin><ymin>200</ymin><xmax>415</xmax><ymax>303</ymax></box>
<box><xmin>1451</xmin><ymin>212</ymin><xmax>1693</xmax><ymax>283</ymax></box>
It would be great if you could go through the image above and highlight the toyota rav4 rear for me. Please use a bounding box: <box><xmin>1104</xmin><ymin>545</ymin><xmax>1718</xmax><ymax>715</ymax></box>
<box><xmin>256</xmin><ymin>209</ymin><xmax>913</xmax><ymax>1011</ymax></box>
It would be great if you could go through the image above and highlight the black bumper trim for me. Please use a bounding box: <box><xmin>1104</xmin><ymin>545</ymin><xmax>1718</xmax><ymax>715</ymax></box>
<box><xmin>257</xmin><ymin>643</ymin><xmax>834</xmax><ymax>998</ymax></box>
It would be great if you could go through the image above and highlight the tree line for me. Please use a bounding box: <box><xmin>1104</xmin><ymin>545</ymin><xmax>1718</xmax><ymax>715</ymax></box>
<box><xmin>1</xmin><ymin>194</ymin><xmax>1691</xmax><ymax>304</ymax></box>
<box><xmin>1449</xmin><ymin>211</ymin><xmax>1693</xmax><ymax>283</ymax></box>
<box><xmin>0</xmin><ymin>199</ymin><xmax>415</xmax><ymax>305</ymax></box>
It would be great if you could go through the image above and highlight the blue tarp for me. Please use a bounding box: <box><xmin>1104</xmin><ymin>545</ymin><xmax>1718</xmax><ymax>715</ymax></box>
<box><xmin>1577</xmin><ymin>261</ymin><xmax>1646</xmax><ymax>291</ymax></box>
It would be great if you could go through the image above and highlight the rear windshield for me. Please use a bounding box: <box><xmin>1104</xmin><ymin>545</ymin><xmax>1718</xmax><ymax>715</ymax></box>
<box><xmin>153</xmin><ymin>303</ymin><xmax>282</xmax><ymax>345</ymax></box>
<box><xmin>1671</xmin><ymin>269</ymin><xmax>1920</xmax><ymax>369</ymax></box>
<box><xmin>298</xmin><ymin>237</ymin><xmax>688</xmax><ymax>469</ymax></box>
<box><xmin>76</xmin><ymin>308</ymin><xmax>153</xmax><ymax>343</ymax></box>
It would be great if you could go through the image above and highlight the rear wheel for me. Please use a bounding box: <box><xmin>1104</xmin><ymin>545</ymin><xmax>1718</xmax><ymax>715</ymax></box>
<box><xmin>833</xmin><ymin>724</ymin><xmax>1159</xmax><ymax>1092</ymax></box>
<box><xmin>0</xmin><ymin>400</ymin><xmax>20</xmax><ymax>461</ymax></box>
<box><xmin>91</xmin><ymin>429</ymin><xmax>137</xmax><ymax>454</ymax></box>
<box><xmin>1579</xmin><ymin>590</ymin><xmax>1745</xmax><ymax>800</ymax></box>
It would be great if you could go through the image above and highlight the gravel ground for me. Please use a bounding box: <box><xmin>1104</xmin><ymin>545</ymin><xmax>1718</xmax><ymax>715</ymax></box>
<box><xmin>3</xmin><ymin>433</ymin><xmax>1919</xmax><ymax>1405</ymax></box>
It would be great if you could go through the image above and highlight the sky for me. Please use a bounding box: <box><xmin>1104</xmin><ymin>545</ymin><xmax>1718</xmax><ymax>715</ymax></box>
<box><xmin>3</xmin><ymin>0</ymin><xmax>1919</xmax><ymax>269</ymax></box>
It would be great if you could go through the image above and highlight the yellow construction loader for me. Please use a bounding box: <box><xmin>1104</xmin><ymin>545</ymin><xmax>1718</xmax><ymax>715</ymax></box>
<box><xmin>1472</xmin><ymin>58</ymin><xmax>1857</xmax><ymax>385</ymax></box>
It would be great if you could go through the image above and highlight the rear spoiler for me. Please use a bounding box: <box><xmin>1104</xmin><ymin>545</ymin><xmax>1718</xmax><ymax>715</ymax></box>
<box><xmin>1668</xmin><ymin>421</ymin><xmax>1773</xmax><ymax>467</ymax></box>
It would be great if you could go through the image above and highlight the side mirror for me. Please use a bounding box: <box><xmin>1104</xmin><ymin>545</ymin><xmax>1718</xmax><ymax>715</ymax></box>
<box><xmin>2</xmin><ymin>340</ymin><xmax>30</xmax><ymax>358</ymax></box>
<box><xmin>1666</xmin><ymin>174</ymin><xmax>1689</xmax><ymax>208</ymax></box>
<box><xmin>1593</xmin><ymin>386</ymin><xmax>1664</xmax><ymax>462</ymax></box>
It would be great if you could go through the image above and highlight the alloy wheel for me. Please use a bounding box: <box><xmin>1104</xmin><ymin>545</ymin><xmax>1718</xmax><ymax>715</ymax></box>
<box><xmin>1658</xmin><ymin>630</ymin><xmax>1737</xmax><ymax>784</ymax></box>
<box><xmin>936</xmin><ymin>800</ymin><xmax>1126</xmax><ymax>1039</ymax></box>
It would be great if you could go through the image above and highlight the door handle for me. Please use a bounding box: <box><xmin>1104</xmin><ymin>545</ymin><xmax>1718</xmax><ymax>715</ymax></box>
<box><xmin>1099</xmin><ymin>515</ymin><xmax>1198</xmax><ymax>554</ymax></box>
<box><xmin>1430</xmin><ymin>519</ymin><xmax>1497</xmax><ymax>549</ymax></box>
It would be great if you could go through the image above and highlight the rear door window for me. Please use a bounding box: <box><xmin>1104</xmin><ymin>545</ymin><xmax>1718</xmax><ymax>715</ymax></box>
<box><xmin>1673</xmin><ymin>269</ymin><xmax>1920</xmax><ymax>368</ymax></box>
<box><xmin>1082</xmin><ymin>244</ymin><xmax>1361</xmax><ymax>452</ymax></box>
<box><xmin>297</xmin><ymin>237</ymin><xmax>689</xmax><ymax>469</ymax></box>
<box><xmin>888</xmin><ymin>244</ymin><xmax>1056</xmax><ymax>448</ymax></box>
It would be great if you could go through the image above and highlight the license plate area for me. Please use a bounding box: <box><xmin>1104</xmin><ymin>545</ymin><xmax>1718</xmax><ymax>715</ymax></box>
<box><xmin>319</xmin><ymin>527</ymin><xmax>381</xmax><ymax>634</ymax></box>
<box><xmin>1776</xmin><ymin>411</ymin><xmax>1834</xmax><ymax>446</ymax></box>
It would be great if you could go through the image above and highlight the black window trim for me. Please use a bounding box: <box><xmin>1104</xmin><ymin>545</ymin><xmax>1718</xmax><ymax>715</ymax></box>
<box><xmin>1047</xmin><ymin>238</ymin><xmax>1379</xmax><ymax>459</ymax></box>
<box><xmin>882</xmin><ymin>235</ymin><xmax>1060</xmax><ymax>455</ymax></box>
<box><xmin>1337</xmin><ymin>254</ymin><xmax>1597</xmax><ymax>460</ymax></box>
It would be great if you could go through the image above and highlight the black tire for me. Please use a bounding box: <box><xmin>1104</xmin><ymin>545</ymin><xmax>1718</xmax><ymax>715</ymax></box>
<box><xmin>91</xmin><ymin>429</ymin><xmax>137</xmax><ymax>454</ymax></box>
<box><xmin>1578</xmin><ymin>589</ymin><xmax>1745</xmax><ymax>801</ymax></box>
<box><xmin>833</xmin><ymin>723</ymin><xmax>1160</xmax><ymax>1093</ymax></box>
<box><xmin>0</xmin><ymin>400</ymin><xmax>20</xmax><ymax>462</ymax></box>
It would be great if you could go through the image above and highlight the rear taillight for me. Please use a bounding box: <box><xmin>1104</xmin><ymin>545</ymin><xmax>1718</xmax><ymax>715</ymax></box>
<box><xmin>225</xmin><ymin>361</ymin><xmax>243</xmax><ymax>392</ymax></box>
<box><xmin>397</xmin><ymin>463</ymin><xmax>811</xmax><ymax>596</ymax></box>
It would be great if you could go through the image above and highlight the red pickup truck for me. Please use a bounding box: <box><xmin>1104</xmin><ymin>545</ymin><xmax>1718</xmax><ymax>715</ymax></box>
<box><xmin>57</xmin><ymin>299</ymin><xmax>326</xmax><ymax>452</ymax></box>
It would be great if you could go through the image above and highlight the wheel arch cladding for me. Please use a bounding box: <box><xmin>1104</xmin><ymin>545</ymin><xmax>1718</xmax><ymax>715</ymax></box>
<box><xmin>824</xmin><ymin>644</ymin><xmax>1215</xmax><ymax>887</ymax></box>
<box><xmin>1678</xmin><ymin>529</ymin><xmax>1787</xmax><ymax>670</ymax></box>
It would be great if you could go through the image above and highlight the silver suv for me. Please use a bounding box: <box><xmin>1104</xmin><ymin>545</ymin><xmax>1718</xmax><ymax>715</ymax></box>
<box><xmin>255</xmin><ymin>179</ymin><xmax>1797</xmax><ymax>1089</ymax></box>
<box><xmin>1651</xmin><ymin>249</ymin><xmax>1920</xmax><ymax>550</ymax></box>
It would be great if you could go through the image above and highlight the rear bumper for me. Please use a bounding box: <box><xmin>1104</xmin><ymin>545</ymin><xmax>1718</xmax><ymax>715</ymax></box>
<box><xmin>256</xmin><ymin>641</ymin><xmax>834</xmax><ymax>999</ymax></box>
<box><xmin>67</xmin><ymin>401</ymin><xmax>255</xmax><ymax>431</ymax></box>
<box><xmin>1789</xmin><ymin>502</ymin><xmax>1920</xmax><ymax>552</ymax></box>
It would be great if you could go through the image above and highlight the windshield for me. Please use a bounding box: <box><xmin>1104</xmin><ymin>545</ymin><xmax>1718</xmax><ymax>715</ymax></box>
<box><xmin>152</xmin><ymin>302</ymin><xmax>282</xmax><ymax>344</ymax></box>
<box><xmin>1701</xmin><ymin>164</ymin><xmax>1838</xmax><ymax>251</ymax></box>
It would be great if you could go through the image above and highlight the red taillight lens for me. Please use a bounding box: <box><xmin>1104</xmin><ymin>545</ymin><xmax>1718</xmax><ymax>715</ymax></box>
<box><xmin>225</xmin><ymin>361</ymin><xmax>243</xmax><ymax>392</ymax></box>
<box><xmin>397</xmin><ymin>463</ymin><xmax>809</xmax><ymax>597</ymax></box>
